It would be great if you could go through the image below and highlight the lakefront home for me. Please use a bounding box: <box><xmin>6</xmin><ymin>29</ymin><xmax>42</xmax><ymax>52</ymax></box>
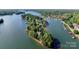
<box><xmin>73</xmin><ymin>23</ymin><xmax>79</xmax><ymax>31</ymax></box>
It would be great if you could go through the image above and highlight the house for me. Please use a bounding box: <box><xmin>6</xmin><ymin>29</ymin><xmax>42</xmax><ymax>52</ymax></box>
<box><xmin>73</xmin><ymin>23</ymin><xmax>79</xmax><ymax>31</ymax></box>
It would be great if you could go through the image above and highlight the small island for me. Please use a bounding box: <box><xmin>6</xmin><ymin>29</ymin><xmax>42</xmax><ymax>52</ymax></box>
<box><xmin>22</xmin><ymin>14</ymin><xmax>60</xmax><ymax>48</ymax></box>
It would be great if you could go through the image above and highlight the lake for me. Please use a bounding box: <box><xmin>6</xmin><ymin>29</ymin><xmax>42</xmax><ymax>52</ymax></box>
<box><xmin>0</xmin><ymin>14</ymin><xmax>44</xmax><ymax>49</ymax></box>
<box><xmin>47</xmin><ymin>19</ymin><xmax>79</xmax><ymax>49</ymax></box>
<box><xmin>0</xmin><ymin>11</ymin><xmax>79</xmax><ymax>49</ymax></box>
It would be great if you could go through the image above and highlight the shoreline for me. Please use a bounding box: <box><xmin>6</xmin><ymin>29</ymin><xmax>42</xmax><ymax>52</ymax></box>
<box><xmin>47</xmin><ymin>16</ymin><xmax>79</xmax><ymax>40</ymax></box>
<box><xmin>62</xmin><ymin>21</ymin><xmax>79</xmax><ymax>39</ymax></box>
<box><xmin>27</xmin><ymin>32</ymin><xmax>48</xmax><ymax>49</ymax></box>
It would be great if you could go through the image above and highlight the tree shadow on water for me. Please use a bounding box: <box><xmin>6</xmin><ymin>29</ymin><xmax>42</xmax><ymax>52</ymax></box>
<box><xmin>50</xmin><ymin>38</ymin><xmax>61</xmax><ymax>49</ymax></box>
<box><xmin>46</xmin><ymin>21</ymin><xmax>49</xmax><ymax>26</ymax></box>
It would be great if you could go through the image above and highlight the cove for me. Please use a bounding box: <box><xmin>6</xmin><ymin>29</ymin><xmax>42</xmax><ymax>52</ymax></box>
<box><xmin>0</xmin><ymin>14</ymin><xmax>44</xmax><ymax>49</ymax></box>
